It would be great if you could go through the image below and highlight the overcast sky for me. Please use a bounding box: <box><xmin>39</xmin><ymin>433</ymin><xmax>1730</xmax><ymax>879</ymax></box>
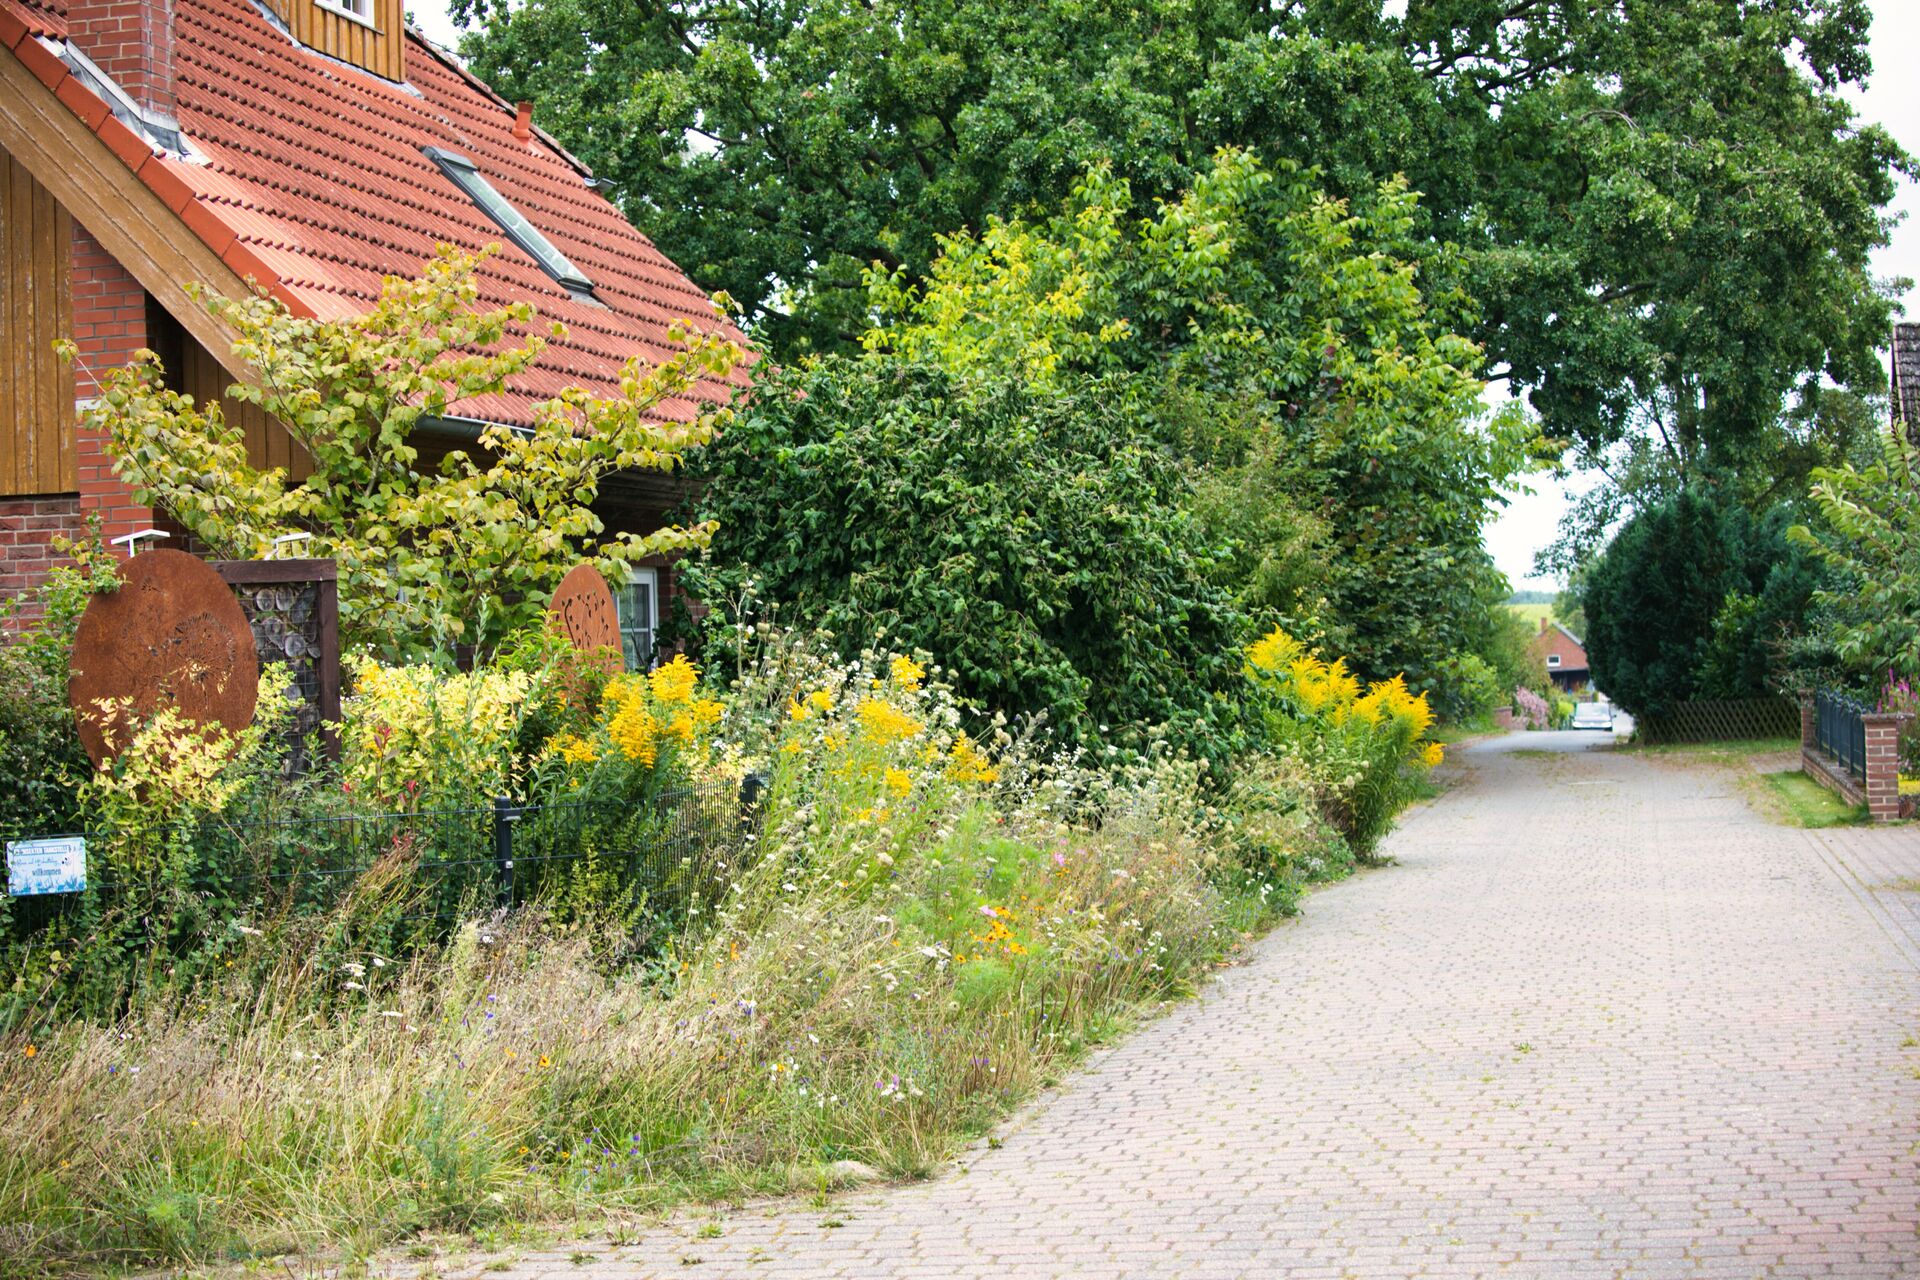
<box><xmin>406</xmin><ymin>2</ymin><xmax>1920</xmax><ymax>592</ymax></box>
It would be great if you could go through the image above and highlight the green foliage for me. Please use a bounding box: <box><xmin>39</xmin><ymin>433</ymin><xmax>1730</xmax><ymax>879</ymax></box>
<box><xmin>1584</xmin><ymin>488</ymin><xmax>1818</xmax><ymax>717</ymax></box>
<box><xmin>1790</xmin><ymin>426</ymin><xmax>1920</xmax><ymax>686</ymax></box>
<box><xmin>1242</xmin><ymin>627</ymin><xmax>1441</xmax><ymax>857</ymax></box>
<box><xmin>684</xmin><ymin>355</ymin><xmax>1244</xmax><ymax>757</ymax></box>
<box><xmin>0</xmin><ymin>531</ymin><xmax>118</xmax><ymax>841</ymax></box>
<box><xmin>455</xmin><ymin>0</ymin><xmax>1906</xmax><ymax>534</ymax></box>
<box><xmin>1477</xmin><ymin>605</ymin><xmax>1550</xmax><ymax>702</ymax></box>
<box><xmin>77</xmin><ymin>247</ymin><xmax>742</xmax><ymax>663</ymax></box>
<box><xmin>1</xmin><ymin>630</ymin><xmax>1356</xmax><ymax>1273</ymax></box>
<box><xmin>1423</xmin><ymin>652</ymin><xmax>1504</xmax><ymax>726</ymax></box>
<box><xmin>692</xmin><ymin>151</ymin><xmax>1537</xmax><ymax>725</ymax></box>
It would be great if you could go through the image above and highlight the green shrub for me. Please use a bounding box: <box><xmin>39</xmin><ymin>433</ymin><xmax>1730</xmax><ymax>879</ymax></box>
<box><xmin>684</xmin><ymin>355</ymin><xmax>1246</xmax><ymax>760</ymax></box>
<box><xmin>1242</xmin><ymin>627</ymin><xmax>1443</xmax><ymax>857</ymax></box>
<box><xmin>0</xmin><ymin>534</ymin><xmax>117</xmax><ymax>843</ymax></box>
<box><xmin>1792</xmin><ymin>426</ymin><xmax>1920</xmax><ymax>685</ymax></box>
<box><xmin>1585</xmin><ymin>488</ymin><xmax>1818</xmax><ymax>716</ymax></box>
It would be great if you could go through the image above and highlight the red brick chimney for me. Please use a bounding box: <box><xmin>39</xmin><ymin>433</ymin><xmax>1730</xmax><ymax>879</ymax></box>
<box><xmin>67</xmin><ymin>0</ymin><xmax>178</xmax><ymax>127</ymax></box>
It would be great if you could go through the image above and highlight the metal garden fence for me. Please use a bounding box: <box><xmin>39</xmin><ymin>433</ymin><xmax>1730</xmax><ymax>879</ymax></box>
<box><xmin>1814</xmin><ymin>688</ymin><xmax>1870</xmax><ymax>781</ymax></box>
<box><xmin>3</xmin><ymin>776</ymin><xmax>765</xmax><ymax>949</ymax></box>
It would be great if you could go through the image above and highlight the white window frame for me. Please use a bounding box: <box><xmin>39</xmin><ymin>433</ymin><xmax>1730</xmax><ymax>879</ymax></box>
<box><xmin>314</xmin><ymin>0</ymin><xmax>377</xmax><ymax>28</ymax></box>
<box><xmin>616</xmin><ymin>567</ymin><xmax>659</xmax><ymax>672</ymax></box>
<box><xmin>1546</xmin><ymin>654</ymin><xmax>1562</xmax><ymax>668</ymax></box>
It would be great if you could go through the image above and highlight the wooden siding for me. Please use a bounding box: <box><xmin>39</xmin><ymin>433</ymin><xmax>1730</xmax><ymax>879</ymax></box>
<box><xmin>159</xmin><ymin>312</ymin><xmax>313</xmax><ymax>482</ymax></box>
<box><xmin>0</xmin><ymin>150</ymin><xmax>75</xmax><ymax>496</ymax></box>
<box><xmin>264</xmin><ymin>0</ymin><xmax>406</xmax><ymax>83</ymax></box>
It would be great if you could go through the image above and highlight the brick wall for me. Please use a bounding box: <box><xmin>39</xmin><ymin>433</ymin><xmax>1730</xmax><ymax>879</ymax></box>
<box><xmin>67</xmin><ymin>0</ymin><xmax>177</xmax><ymax>122</ymax></box>
<box><xmin>69</xmin><ymin>224</ymin><xmax>155</xmax><ymax>551</ymax></box>
<box><xmin>0</xmin><ymin>496</ymin><xmax>87</xmax><ymax>629</ymax></box>
<box><xmin>1801</xmin><ymin>696</ymin><xmax>1912</xmax><ymax>825</ymax></box>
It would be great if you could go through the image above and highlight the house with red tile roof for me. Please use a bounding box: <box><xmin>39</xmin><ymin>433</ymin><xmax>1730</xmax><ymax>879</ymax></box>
<box><xmin>1527</xmin><ymin>618</ymin><xmax>1590</xmax><ymax>693</ymax></box>
<box><xmin>0</xmin><ymin>0</ymin><xmax>746</xmax><ymax>664</ymax></box>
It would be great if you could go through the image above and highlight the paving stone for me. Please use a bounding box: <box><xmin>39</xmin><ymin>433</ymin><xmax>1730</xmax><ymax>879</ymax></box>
<box><xmin>410</xmin><ymin>733</ymin><xmax>1920</xmax><ymax>1278</ymax></box>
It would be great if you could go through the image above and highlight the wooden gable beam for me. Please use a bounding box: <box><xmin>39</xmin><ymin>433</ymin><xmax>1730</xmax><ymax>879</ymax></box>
<box><xmin>0</xmin><ymin>44</ymin><xmax>261</xmax><ymax>390</ymax></box>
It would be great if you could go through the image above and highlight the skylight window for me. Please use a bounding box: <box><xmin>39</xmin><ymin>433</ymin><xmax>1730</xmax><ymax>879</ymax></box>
<box><xmin>423</xmin><ymin>147</ymin><xmax>594</xmax><ymax>298</ymax></box>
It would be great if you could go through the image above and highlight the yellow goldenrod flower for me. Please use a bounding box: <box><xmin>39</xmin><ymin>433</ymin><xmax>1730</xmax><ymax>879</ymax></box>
<box><xmin>944</xmin><ymin>735</ymin><xmax>999</xmax><ymax>784</ymax></box>
<box><xmin>649</xmin><ymin>654</ymin><xmax>700</xmax><ymax>704</ymax></box>
<box><xmin>856</xmin><ymin>698</ymin><xmax>922</xmax><ymax>744</ymax></box>
<box><xmin>1245</xmin><ymin>627</ymin><xmax>1304</xmax><ymax>676</ymax></box>
<box><xmin>884</xmin><ymin>766</ymin><xmax>913</xmax><ymax>798</ymax></box>
<box><xmin>890</xmin><ymin>654</ymin><xmax>926</xmax><ymax>691</ymax></box>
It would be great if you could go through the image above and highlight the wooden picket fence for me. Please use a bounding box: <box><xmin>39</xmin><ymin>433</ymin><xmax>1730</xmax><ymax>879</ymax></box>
<box><xmin>1633</xmin><ymin>696</ymin><xmax>1799</xmax><ymax>746</ymax></box>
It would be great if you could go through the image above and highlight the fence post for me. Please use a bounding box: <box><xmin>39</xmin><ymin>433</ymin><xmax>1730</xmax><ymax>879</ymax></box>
<box><xmin>1862</xmin><ymin>712</ymin><xmax>1910</xmax><ymax>824</ymax></box>
<box><xmin>493</xmin><ymin>797</ymin><xmax>518</xmax><ymax>909</ymax></box>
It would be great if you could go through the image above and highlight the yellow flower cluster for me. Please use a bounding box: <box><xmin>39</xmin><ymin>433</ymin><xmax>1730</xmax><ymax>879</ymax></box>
<box><xmin>1243</xmin><ymin>626</ymin><xmax>1443</xmax><ymax>769</ymax></box>
<box><xmin>773</xmin><ymin>649</ymin><xmax>1004</xmax><ymax>826</ymax></box>
<box><xmin>1344</xmin><ymin>673</ymin><xmax>1435</xmax><ymax>740</ymax></box>
<box><xmin>560</xmin><ymin>653</ymin><xmax>725</xmax><ymax>774</ymax></box>
<box><xmin>944</xmin><ymin>734</ymin><xmax>999</xmax><ymax>785</ymax></box>
<box><xmin>649</xmin><ymin>654</ymin><xmax>700</xmax><ymax>705</ymax></box>
<box><xmin>605</xmin><ymin>680</ymin><xmax>659</xmax><ymax>765</ymax></box>
<box><xmin>1245</xmin><ymin>627</ymin><xmax>1304</xmax><ymax>677</ymax></box>
<box><xmin>788</xmin><ymin>688</ymin><xmax>835</xmax><ymax>721</ymax></box>
<box><xmin>345</xmin><ymin>658</ymin><xmax>533</xmax><ymax>806</ymax></box>
<box><xmin>856</xmin><ymin>697</ymin><xmax>924</xmax><ymax>745</ymax></box>
<box><xmin>1289</xmin><ymin>654</ymin><xmax>1361</xmax><ymax>715</ymax></box>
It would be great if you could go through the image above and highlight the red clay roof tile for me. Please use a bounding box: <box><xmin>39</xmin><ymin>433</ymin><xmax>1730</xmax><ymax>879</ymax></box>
<box><xmin>13</xmin><ymin>26</ymin><xmax>66</xmax><ymax>88</ymax></box>
<box><xmin>53</xmin><ymin>67</ymin><xmax>109</xmax><ymax>128</ymax></box>
<box><xmin>1</xmin><ymin>0</ymin><xmax>749</xmax><ymax>426</ymax></box>
<box><xmin>136</xmin><ymin>154</ymin><xmax>196</xmax><ymax>213</ymax></box>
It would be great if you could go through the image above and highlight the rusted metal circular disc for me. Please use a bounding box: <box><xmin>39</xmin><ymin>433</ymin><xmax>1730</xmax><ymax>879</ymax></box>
<box><xmin>69</xmin><ymin>549</ymin><xmax>261</xmax><ymax>765</ymax></box>
<box><xmin>548</xmin><ymin>562</ymin><xmax>623</xmax><ymax>673</ymax></box>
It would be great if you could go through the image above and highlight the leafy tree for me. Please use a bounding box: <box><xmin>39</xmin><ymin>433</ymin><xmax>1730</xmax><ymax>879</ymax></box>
<box><xmin>454</xmin><ymin>0</ymin><xmax>1907</xmax><ymax>508</ymax></box>
<box><xmin>682</xmin><ymin>356</ymin><xmax>1245</xmax><ymax>757</ymax></box>
<box><xmin>1790</xmin><ymin>426</ymin><xmax>1920</xmax><ymax>686</ymax></box>
<box><xmin>862</xmin><ymin>150</ymin><xmax>1540</xmax><ymax>696</ymax></box>
<box><xmin>1583</xmin><ymin>488</ymin><xmax>1817</xmax><ymax>717</ymax></box>
<box><xmin>78</xmin><ymin>248</ymin><xmax>742</xmax><ymax>663</ymax></box>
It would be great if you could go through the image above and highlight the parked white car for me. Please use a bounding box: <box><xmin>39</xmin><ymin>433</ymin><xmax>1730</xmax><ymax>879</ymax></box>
<box><xmin>1571</xmin><ymin>702</ymin><xmax>1615</xmax><ymax>731</ymax></box>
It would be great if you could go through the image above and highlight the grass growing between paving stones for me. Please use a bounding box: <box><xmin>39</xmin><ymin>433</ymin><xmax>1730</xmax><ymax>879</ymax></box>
<box><xmin>1628</xmin><ymin>736</ymin><xmax>1799</xmax><ymax>763</ymax></box>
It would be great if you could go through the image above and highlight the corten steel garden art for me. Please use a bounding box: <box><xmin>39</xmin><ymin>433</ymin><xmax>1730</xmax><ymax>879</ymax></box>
<box><xmin>67</xmin><ymin>547</ymin><xmax>261</xmax><ymax>765</ymax></box>
<box><xmin>547</xmin><ymin>561</ymin><xmax>624</xmax><ymax>674</ymax></box>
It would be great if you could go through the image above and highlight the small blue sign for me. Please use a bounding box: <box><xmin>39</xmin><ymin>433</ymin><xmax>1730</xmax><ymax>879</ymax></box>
<box><xmin>7</xmin><ymin>836</ymin><xmax>86</xmax><ymax>896</ymax></box>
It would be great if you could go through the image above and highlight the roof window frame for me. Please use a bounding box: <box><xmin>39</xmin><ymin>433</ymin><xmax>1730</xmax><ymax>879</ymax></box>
<box><xmin>313</xmin><ymin>0</ymin><xmax>378</xmax><ymax>29</ymax></box>
<box><xmin>422</xmin><ymin>146</ymin><xmax>596</xmax><ymax>299</ymax></box>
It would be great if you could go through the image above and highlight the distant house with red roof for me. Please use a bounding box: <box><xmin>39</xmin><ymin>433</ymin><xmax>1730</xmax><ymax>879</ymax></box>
<box><xmin>0</xmin><ymin>0</ymin><xmax>746</xmax><ymax>665</ymax></box>
<box><xmin>1528</xmin><ymin>618</ymin><xmax>1590</xmax><ymax>693</ymax></box>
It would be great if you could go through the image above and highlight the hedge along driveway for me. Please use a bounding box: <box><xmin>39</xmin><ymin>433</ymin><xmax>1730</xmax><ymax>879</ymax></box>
<box><xmin>405</xmin><ymin>733</ymin><xmax>1920</xmax><ymax>1279</ymax></box>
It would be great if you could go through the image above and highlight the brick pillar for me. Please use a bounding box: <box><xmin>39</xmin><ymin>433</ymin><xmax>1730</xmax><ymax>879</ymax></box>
<box><xmin>68</xmin><ymin>223</ymin><xmax>154</xmax><ymax>556</ymax></box>
<box><xmin>1800</xmin><ymin>695</ymin><xmax>1817</xmax><ymax>752</ymax></box>
<box><xmin>1861</xmin><ymin>711</ymin><xmax>1910</xmax><ymax>824</ymax></box>
<box><xmin>67</xmin><ymin>0</ymin><xmax>177</xmax><ymax>125</ymax></box>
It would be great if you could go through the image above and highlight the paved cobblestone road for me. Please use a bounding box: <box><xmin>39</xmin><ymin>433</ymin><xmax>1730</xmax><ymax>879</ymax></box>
<box><xmin>455</xmin><ymin>735</ymin><xmax>1920</xmax><ymax>1279</ymax></box>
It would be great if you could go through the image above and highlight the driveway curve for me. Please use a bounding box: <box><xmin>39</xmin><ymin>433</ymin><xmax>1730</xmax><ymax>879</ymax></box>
<box><xmin>459</xmin><ymin>735</ymin><xmax>1920</xmax><ymax>1279</ymax></box>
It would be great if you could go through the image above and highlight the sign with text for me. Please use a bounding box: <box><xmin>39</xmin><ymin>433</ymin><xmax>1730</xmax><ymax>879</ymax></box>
<box><xmin>7</xmin><ymin>836</ymin><xmax>86</xmax><ymax>896</ymax></box>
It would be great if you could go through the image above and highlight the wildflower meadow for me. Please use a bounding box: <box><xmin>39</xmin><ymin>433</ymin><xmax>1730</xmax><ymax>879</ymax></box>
<box><xmin>0</xmin><ymin>553</ymin><xmax>1449</xmax><ymax>1272</ymax></box>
